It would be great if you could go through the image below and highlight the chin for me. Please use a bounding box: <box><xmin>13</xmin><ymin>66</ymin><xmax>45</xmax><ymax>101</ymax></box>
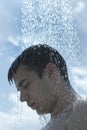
<box><xmin>36</xmin><ymin>110</ymin><xmax>43</xmax><ymax>115</ymax></box>
<box><xmin>36</xmin><ymin>109</ymin><xmax>48</xmax><ymax>115</ymax></box>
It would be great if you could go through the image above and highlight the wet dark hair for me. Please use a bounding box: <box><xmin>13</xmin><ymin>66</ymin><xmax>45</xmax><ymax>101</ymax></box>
<box><xmin>8</xmin><ymin>44</ymin><xmax>70</xmax><ymax>85</ymax></box>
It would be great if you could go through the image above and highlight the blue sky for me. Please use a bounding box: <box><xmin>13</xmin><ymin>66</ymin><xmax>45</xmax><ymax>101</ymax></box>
<box><xmin>0</xmin><ymin>0</ymin><xmax>87</xmax><ymax>130</ymax></box>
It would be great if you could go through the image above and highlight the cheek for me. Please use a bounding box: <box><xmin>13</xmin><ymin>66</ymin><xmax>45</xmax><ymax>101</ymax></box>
<box><xmin>37</xmin><ymin>83</ymin><xmax>54</xmax><ymax>103</ymax></box>
<box><xmin>30</xmin><ymin>80</ymin><xmax>54</xmax><ymax>104</ymax></box>
<box><xmin>41</xmin><ymin>82</ymin><xmax>54</xmax><ymax>98</ymax></box>
<box><xmin>28</xmin><ymin>83</ymin><xmax>40</xmax><ymax>100</ymax></box>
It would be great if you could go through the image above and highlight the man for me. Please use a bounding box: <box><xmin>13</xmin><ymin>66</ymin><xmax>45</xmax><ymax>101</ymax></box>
<box><xmin>8</xmin><ymin>44</ymin><xmax>87</xmax><ymax>130</ymax></box>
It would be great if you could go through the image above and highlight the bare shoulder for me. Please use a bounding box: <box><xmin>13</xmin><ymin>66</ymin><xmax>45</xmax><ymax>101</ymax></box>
<box><xmin>41</xmin><ymin>99</ymin><xmax>87</xmax><ymax>130</ymax></box>
<box><xmin>75</xmin><ymin>99</ymin><xmax>87</xmax><ymax>114</ymax></box>
<box><xmin>66</xmin><ymin>99</ymin><xmax>87</xmax><ymax>130</ymax></box>
<box><xmin>41</xmin><ymin>117</ymin><xmax>67</xmax><ymax>130</ymax></box>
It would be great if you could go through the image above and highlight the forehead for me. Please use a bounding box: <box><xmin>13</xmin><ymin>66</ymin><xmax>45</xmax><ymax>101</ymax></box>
<box><xmin>14</xmin><ymin>64</ymin><xmax>30</xmax><ymax>77</ymax></box>
<box><xmin>13</xmin><ymin>64</ymin><xmax>36</xmax><ymax>86</ymax></box>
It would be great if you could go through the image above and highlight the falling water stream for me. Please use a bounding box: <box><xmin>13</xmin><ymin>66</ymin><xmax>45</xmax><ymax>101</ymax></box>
<box><xmin>20</xmin><ymin>0</ymin><xmax>80</xmax><ymax>94</ymax></box>
<box><xmin>16</xmin><ymin>0</ymin><xmax>80</xmax><ymax>128</ymax></box>
<box><xmin>21</xmin><ymin>0</ymin><xmax>80</xmax><ymax>66</ymax></box>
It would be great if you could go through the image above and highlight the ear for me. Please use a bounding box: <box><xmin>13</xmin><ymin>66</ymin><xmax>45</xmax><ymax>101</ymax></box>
<box><xmin>44</xmin><ymin>63</ymin><xmax>58</xmax><ymax>80</ymax></box>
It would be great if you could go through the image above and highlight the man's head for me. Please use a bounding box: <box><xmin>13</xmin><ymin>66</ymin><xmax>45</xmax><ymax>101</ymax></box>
<box><xmin>8</xmin><ymin>44</ymin><xmax>69</xmax><ymax>85</ymax></box>
<box><xmin>8</xmin><ymin>44</ymin><xmax>70</xmax><ymax>115</ymax></box>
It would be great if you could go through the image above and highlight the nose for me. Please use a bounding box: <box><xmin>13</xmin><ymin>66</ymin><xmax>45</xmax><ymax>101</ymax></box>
<box><xmin>20</xmin><ymin>90</ymin><xmax>27</xmax><ymax>102</ymax></box>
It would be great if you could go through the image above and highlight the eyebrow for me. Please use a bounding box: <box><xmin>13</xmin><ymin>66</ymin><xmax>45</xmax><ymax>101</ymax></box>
<box><xmin>18</xmin><ymin>79</ymin><xmax>27</xmax><ymax>90</ymax></box>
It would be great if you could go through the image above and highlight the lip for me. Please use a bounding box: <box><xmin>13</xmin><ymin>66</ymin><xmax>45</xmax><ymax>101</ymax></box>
<box><xmin>30</xmin><ymin>103</ymin><xmax>36</xmax><ymax>110</ymax></box>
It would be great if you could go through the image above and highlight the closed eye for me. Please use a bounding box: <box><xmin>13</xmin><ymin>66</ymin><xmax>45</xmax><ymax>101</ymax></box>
<box><xmin>18</xmin><ymin>82</ymin><xmax>30</xmax><ymax>91</ymax></box>
<box><xmin>23</xmin><ymin>82</ymin><xmax>29</xmax><ymax>89</ymax></box>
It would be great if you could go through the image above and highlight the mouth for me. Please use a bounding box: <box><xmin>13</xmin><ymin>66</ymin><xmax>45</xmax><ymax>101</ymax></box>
<box><xmin>30</xmin><ymin>103</ymin><xmax>36</xmax><ymax>110</ymax></box>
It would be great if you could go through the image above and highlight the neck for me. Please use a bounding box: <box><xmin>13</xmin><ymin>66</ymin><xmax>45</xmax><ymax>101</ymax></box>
<box><xmin>51</xmin><ymin>85</ymin><xmax>78</xmax><ymax>118</ymax></box>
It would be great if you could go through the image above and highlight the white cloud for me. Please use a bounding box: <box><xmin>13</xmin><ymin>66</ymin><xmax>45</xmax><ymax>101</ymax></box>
<box><xmin>0</xmin><ymin>111</ymin><xmax>12</xmax><ymax>130</ymax></box>
<box><xmin>0</xmin><ymin>92</ymin><xmax>42</xmax><ymax>130</ymax></box>
<box><xmin>72</xmin><ymin>67</ymin><xmax>87</xmax><ymax>75</ymax></box>
<box><xmin>1</xmin><ymin>93</ymin><xmax>6</xmax><ymax>98</ymax></box>
<box><xmin>72</xmin><ymin>0</ymin><xmax>87</xmax><ymax>34</ymax></box>
<box><xmin>0</xmin><ymin>0</ymin><xmax>22</xmax><ymax>44</ymax></box>
<box><xmin>8</xmin><ymin>36</ymin><xmax>21</xmax><ymax>46</ymax></box>
<box><xmin>73</xmin><ymin>1</ymin><xmax>85</xmax><ymax>13</ymax></box>
<box><xmin>71</xmin><ymin>67</ymin><xmax>87</xmax><ymax>98</ymax></box>
<box><xmin>0</xmin><ymin>4</ymin><xmax>12</xmax><ymax>43</ymax></box>
<box><xmin>8</xmin><ymin>92</ymin><xmax>19</xmax><ymax>104</ymax></box>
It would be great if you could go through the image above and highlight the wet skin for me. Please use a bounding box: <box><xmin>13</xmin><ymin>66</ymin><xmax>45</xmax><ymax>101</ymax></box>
<box><xmin>13</xmin><ymin>63</ymin><xmax>87</xmax><ymax>130</ymax></box>
<box><xmin>13</xmin><ymin>63</ymin><xmax>60</xmax><ymax>115</ymax></box>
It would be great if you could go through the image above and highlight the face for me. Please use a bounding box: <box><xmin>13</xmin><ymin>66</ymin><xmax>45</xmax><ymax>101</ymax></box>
<box><xmin>13</xmin><ymin>64</ymin><xmax>57</xmax><ymax>115</ymax></box>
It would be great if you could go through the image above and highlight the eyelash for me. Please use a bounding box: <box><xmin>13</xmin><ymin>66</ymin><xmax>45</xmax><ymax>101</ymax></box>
<box><xmin>18</xmin><ymin>83</ymin><xmax>29</xmax><ymax>91</ymax></box>
<box><xmin>23</xmin><ymin>82</ymin><xmax>29</xmax><ymax>89</ymax></box>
